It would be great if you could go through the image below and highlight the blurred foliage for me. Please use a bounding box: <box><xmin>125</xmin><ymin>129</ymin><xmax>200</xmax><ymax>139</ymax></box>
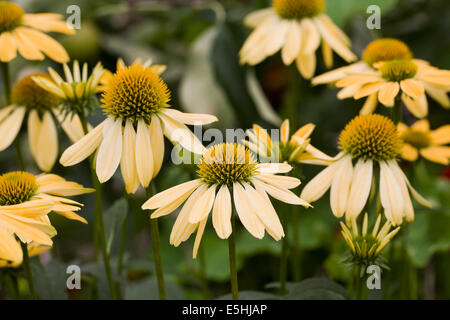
<box><xmin>0</xmin><ymin>0</ymin><xmax>449</xmax><ymax>300</ymax></box>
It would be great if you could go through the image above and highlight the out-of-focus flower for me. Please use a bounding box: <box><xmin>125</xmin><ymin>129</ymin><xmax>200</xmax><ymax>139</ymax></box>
<box><xmin>0</xmin><ymin>171</ymin><xmax>92</xmax><ymax>265</ymax></box>
<box><xmin>0</xmin><ymin>1</ymin><xmax>73</xmax><ymax>63</ymax></box>
<box><xmin>341</xmin><ymin>213</ymin><xmax>400</xmax><ymax>269</ymax></box>
<box><xmin>313</xmin><ymin>38</ymin><xmax>450</xmax><ymax>118</ymax></box>
<box><xmin>0</xmin><ymin>235</ymin><xmax>51</xmax><ymax>268</ymax></box>
<box><xmin>240</xmin><ymin>0</ymin><xmax>356</xmax><ymax>79</ymax></box>
<box><xmin>301</xmin><ymin>114</ymin><xmax>431</xmax><ymax>225</ymax></box>
<box><xmin>244</xmin><ymin>119</ymin><xmax>333</xmax><ymax>165</ymax></box>
<box><xmin>32</xmin><ymin>60</ymin><xmax>105</xmax><ymax>120</ymax></box>
<box><xmin>60</xmin><ymin>61</ymin><xmax>218</xmax><ymax>194</ymax></box>
<box><xmin>0</xmin><ymin>73</ymin><xmax>88</xmax><ymax>171</ymax></box>
<box><xmin>142</xmin><ymin>143</ymin><xmax>310</xmax><ymax>258</ymax></box>
<box><xmin>398</xmin><ymin>120</ymin><xmax>450</xmax><ymax>165</ymax></box>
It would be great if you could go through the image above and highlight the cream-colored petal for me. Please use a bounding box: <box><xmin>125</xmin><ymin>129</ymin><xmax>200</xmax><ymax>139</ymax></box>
<box><xmin>346</xmin><ymin>159</ymin><xmax>373</xmax><ymax>220</ymax></box>
<box><xmin>420</xmin><ymin>147</ymin><xmax>450</xmax><ymax>165</ymax></box>
<box><xmin>312</xmin><ymin>62</ymin><xmax>367</xmax><ymax>85</ymax></box>
<box><xmin>135</xmin><ymin>119</ymin><xmax>154</xmax><ymax>187</ymax></box>
<box><xmin>212</xmin><ymin>185</ymin><xmax>232</xmax><ymax>239</ymax></box>
<box><xmin>296</xmin><ymin>52</ymin><xmax>316</xmax><ymax>79</ymax></box>
<box><xmin>411</xmin><ymin>119</ymin><xmax>430</xmax><ymax>132</ymax></box>
<box><xmin>60</xmin><ymin>120</ymin><xmax>105</xmax><ymax>166</ymax></box>
<box><xmin>388</xmin><ymin>160</ymin><xmax>414</xmax><ymax>222</ymax></box>
<box><xmin>379</xmin><ymin>161</ymin><xmax>405</xmax><ymax>226</ymax></box>
<box><xmin>313</xmin><ymin>16</ymin><xmax>356</xmax><ymax>62</ymax></box>
<box><xmin>31</xmin><ymin>111</ymin><xmax>58</xmax><ymax>172</ymax></box>
<box><xmin>160</xmin><ymin>109</ymin><xmax>217</xmax><ymax>125</ymax></box>
<box><xmin>330</xmin><ymin>155</ymin><xmax>353</xmax><ymax>218</ymax></box>
<box><xmin>253</xmin><ymin>179</ymin><xmax>310</xmax><ymax>207</ymax></box>
<box><xmin>0</xmin><ymin>32</ymin><xmax>17</xmax><ymax>62</ymax></box>
<box><xmin>402</xmin><ymin>93</ymin><xmax>428</xmax><ymax>118</ymax></box>
<box><xmin>280</xmin><ymin>119</ymin><xmax>290</xmax><ymax>144</ymax></box>
<box><xmin>281</xmin><ymin>21</ymin><xmax>302</xmax><ymax>65</ymax></box>
<box><xmin>321</xmin><ymin>40</ymin><xmax>333</xmax><ymax>68</ymax></box>
<box><xmin>378</xmin><ymin>82</ymin><xmax>400</xmax><ymax>107</ymax></box>
<box><xmin>158</xmin><ymin>114</ymin><xmax>205</xmax><ymax>154</ymax></box>
<box><xmin>56</xmin><ymin>112</ymin><xmax>87</xmax><ymax>143</ymax></box>
<box><xmin>354</xmin><ymin>81</ymin><xmax>386</xmax><ymax>100</ymax></box>
<box><xmin>188</xmin><ymin>184</ymin><xmax>216</xmax><ymax>224</ymax></box>
<box><xmin>255</xmin><ymin>173</ymin><xmax>301</xmax><ymax>189</ymax></box>
<box><xmin>142</xmin><ymin>179</ymin><xmax>202</xmax><ymax>210</ymax></box>
<box><xmin>360</xmin><ymin>94</ymin><xmax>378</xmax><ymax>115</ymax></box>
<box><xmin>256</xmin><ymin>163</ymin><xmax>292</xmax><ymax>174</ymax></box>
<box><xmin>244</xmin><ymin>8</ymin><xmax>274</xmax><ymax>27</ymax></box>
<box><xmin>264</xmin><ymin>19</ymin><xmax>289</xmax><ymax>57</ymax></box>
<box><xmin>300</xmin><ymin>158</ymin><xmax>342</xmax><ymax>202</ymax></box>
<box><xmin>0</xmin><ymin>229</ymin><xmax>22</xmax><ymax>263</ymax></box>
<box><xmin>300</xmin><ymin>18</ymin><xmax>320</xmax><ymax>54</ymax></box>
<box><xmin>96</xmin><ymin>119</ymin><xmax>123</xmax><ymax>183</ymax></box>
<box><xmin>400</xmin><ymin>168</ymin><xmax>432</xmax><ymax>208</ymax></box>
<box><xmin>400</xmin><ymin>79</ymin><xmax>425</xmax><ymax>99</ymax></box>
<box><xmin>192</xmin><ymin>218</ymin><xmax>207</xmax><ymax>259</ymax></box>
<box><xmin>0</xmin><ymin>107</ymin><xmax>25</xmax><ymax>151</ymax></box>
<box><xmin>233</xmin><ymin>183</ymin><xmax>265</xmax><ymax>239</ymax></box>
<box><xmin>401</xmin><ymin>144</ymin><xmax>419</xmax><ymax>162</ymax></box>
<box><xmin>120</xmin><ymin>120</ymin><xmax>139</xmax><ymax>194</ymax></box>
<box><xmin>12</xmin><ymin>28</ymin><xmax>44</xmax><ymax>60</ymax></box>
<box><xmin>0</xmin><ymin>199</ymin><xmax>53</xmax><ymax>218</ymax></box>
<box><xmin>149</xmin><ymin>116</ymin><xmax>165</xmax><ymax>178</ymax></box>
<box><xmin>430</xmin><ymin>125</ymin><xmax>450</xmax><ymax>145</ymax></box>
<box><xmin>423</xmin><ymin>84</ymin><xmax>450</xmax><ymax>108</ymax></box>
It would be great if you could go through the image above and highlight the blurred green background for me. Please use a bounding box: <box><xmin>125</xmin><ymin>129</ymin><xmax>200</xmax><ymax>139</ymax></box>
<box><xmin>1</xmin><ymin>0</ymin><xmax>449</xmax><ymax>299</ymax></box>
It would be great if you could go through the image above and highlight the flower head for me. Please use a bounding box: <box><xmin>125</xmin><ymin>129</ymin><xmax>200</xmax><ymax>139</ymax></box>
<box><xmin>0</xmin><ymin>171</ymin><xmax>93</xmax><ymax>265</ymax></box>
<box><xmin>142</xmin><ymin>143</ymin><xmax>310</xmax><ymax>258</ymax></box>
<box><xmin>244</xmin><ymin>119</ymin><xmax>333</xmax><ymax>165</ymax></box>
<box><xmin>0</xmin><ymin>73</ymin><xmax>90</xmax><ymax>171</ymax></box>
<box><xmin>312</xmin><ymin>38</ymin><xmax>450</xmax><ymax>118</ymax></box>
<box><xmin>32</xmin><ymin>61</ymin><xmax>105</xmax><ymax>118</ymax></box>
<box><xmin>0</xmin><ymin>1</ymin><xmax>73</xmax><ymax>63</ymax></box>
<box><xmin>240</xmin><ymin>0</ymin><xmax>356</xmax><ymax>79</ymax></box>
<box><xmin>341</xmin><ymin>213</ymin><xmax>400</xmax><ymax>269</ymax></box>
<box><xmin>398</xmin><ymin>120</ymin><xmax>450</xmax><ymax>165</ymax></box>
<box><xmin>60</xmin><ymin>60</ymin><xmax>218</xmax><ymax>194</ymax></box>
<box><xmin>301</xmin><ymin>114</ymin><xmax>431</xmax><ymax>225</ymax></box>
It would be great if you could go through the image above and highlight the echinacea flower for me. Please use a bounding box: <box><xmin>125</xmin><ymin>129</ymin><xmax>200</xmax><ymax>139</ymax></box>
<box><xmin>341</xmin><ymin>213</ymin><xmax>400</xmax><ymax>269</ymax></box>
<box><xmin>0</xmin><ymin>171</ymin><xmax>92</xmax><ymax>264</ymax></box>
<box><xmin>244</xmin><ymin>119</ymin><xmax>333</xmax><ymax>165</ymax></box>
<box><xmin>300</xmin><ymin>114</ymin><xmax>431</xmax><ymax>226</ymax></box>
<box><xmin>60</xmin><ymin>61</ymin><xmax>218</xmax><ymax>194</ymax></box>
<box><xmin>240</xmin><ymin>0</ymin><xmax>357</xmax><ymax>78</ymax></box>
<box><xmin>0</xmin><ymin>1</ymin><xmax>73</xmax><ymax>63</ymax></box>
<box><xmin>142</xmin><ymin>143</ymin><xmax>310</xmax><ymax>258</ymax></box>
<box><xmin>0</xmin><ymin>73</ymin><xmax>88</xmax><ymax>171</ymax></box>
<box><xmin>312</xmin><ymin>38</ymin><xmax>450</xmax><ymax>118</ymax></box>
<box><xmin>32</xmin><ymin>60</ymin><xmax>105</xmax><ymax>119</ymax></box>
<box><xmin>398</xmin><ymin>120</ymin><xmax>450</xmax><ymax>165</ymax></box>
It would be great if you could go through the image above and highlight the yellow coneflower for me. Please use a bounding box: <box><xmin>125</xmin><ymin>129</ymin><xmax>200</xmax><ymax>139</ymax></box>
<box><xmin>99</xmin><ymin>58</ymin><xmax>166</xmax><ymax>91</ymax></box>
<box><xmin>142</xmin><ymin>143</ymin><xmax>310</xmax><ymax>258</ymax></box>
<box><xmin>244</xmin><ymin>119</ymin><xmax>333</xmax><ymax>165</ymax></box>
<box><xmin>341</xmin><ymin>213</ymin><xmax>400</xmax><ymax>268</ymax></box>
<box><xmin>312</xmin><ymin>38</ymin><xmax>450</xmax><ymax>118</ymax></box>
<box><xmin>60</xmin><ymin>61</ymin><xmax>218</xmax><ymax>194</ymax></box>
<box><xmin>240</xmin><ymin>0</ymin><xmax>356</xmax><ymax>79</ymax></box>
<box><xmin>398</xmin><ymin>120</ymin><xmax>450</xmax><ymax>165</ymax></box>
<box><xmin>0</xmin><ymin>171</ymin><xmax>92</xmax><ymax>264</ymax></box>
<box><xmin>0</xmin><ymin>1</ymin><xmax>73</xmax><ymax>63</ymax></box>
<box><xmin>32</xmin><ymin>60</ymin><xmax>105</xmax><ymax>122</ymax></box>
<box><xmin>0</xmin><ymin>73</ymin><xmax>88</xmax><ymax>171</ymax></box>
<box><xmin>300</xmin><ymin>114</ymin><xmax>431</xmax><ymax>226</ymax></box>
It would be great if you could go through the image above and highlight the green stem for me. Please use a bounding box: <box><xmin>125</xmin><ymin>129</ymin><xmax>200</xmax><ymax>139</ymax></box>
<box><xmin>354</xmin><ymin>267</ymin><xmax>367</xmax><ymax>300</ymax></box>
<box><xmin>390</xmin><ymin>97</ymin><xmax>402</xmax><ymax>125</ymax></box>
<box><xmin>79</xmin><ymin>113</ymin><xmax>117</xmax><ymax>300</ymax></box>
<box><xmin>20</xmin><ymin>242</ymin><xmax>37</xmax><ymax>299</ymax></box>
<box><xmin>1</xmin><ymin>62</ymin><xmax>11</xmax><ymax>104</ymax></box>
<box><xmin>291</xmin><ymin>206</ymin><xmax>301</xmax><ymax>282</ymax></box>
<box><xmin>198</xmin><ymin>244</ymin><xmax>211</xmax><ymax>299</ymax></box>
<box><xmin>14</xmin><ymin>138</ymin><xmax>26</xmax><ymax>171</ymax></box>
<box><xmin>117</xmin><ymin>194</ymin><xmax>130</xmax><ymax>275</ymax></box>
<box><xmin>279</xmin><ymin>209</ymin><xmax>289</xmax><ymax>295</ymax></box>
<box><xmin>146</xmin><ymin>185</ymin><xmax>167</xmax><ymax>300</ymax></box>
<box><xmin>228</xmin><ymin>211</ymin><xmax>239</xmax><ymax>300</ymax></box>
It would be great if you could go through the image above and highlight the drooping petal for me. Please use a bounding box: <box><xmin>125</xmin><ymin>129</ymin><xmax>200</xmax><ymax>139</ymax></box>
<box><xmin>379</xmin><ymin>161</ymin><xmax>405</xmax><ymax>226</ymax></box>
<box><xmin>149</xmin><ymin>116</ymin><xmax>165</xmax><ymax>178</ymax></box>
<box><xmin>142</xmin><ymin>179</ymin><xmax>202</xmax><ymax>210</ymax></box>
<box><xmin>281</xmin><ymin>21</ymin><xmax>302</xmax><ymax>65</ymax></box>
<box><xmin>135</xmin><ymin>119</ymin><xmax>154</xmax><ymax>187</ymax></box>
<box><xmin>330</xmin><ymin>155</ymin><xmax>353</xmax><ymax>218</ymax></box>
<box><xmin>160</xmin><ymin>109</ymin><xmax>218</xmax><ymax>125</ymax></box>
<box><xmin>0</xmin><ymin>107</ymin><xmax>25</xmax><ymax>151</ymax></box>
<box><xmin>233</xmin><ymin>183</ymin><xmax>265</xmax><ymax>239</ymax></box>
<box><xmin>346</xmin><ymin>159</ymin><xmax>373</xmax><ymax>220</ymax></box>
<box><xmin>212</xmin><ymin>185</ymin><xmax>232</xmax><ymax>239</ymax></box>
<box><xmin>96</xmin><ymin>119</ymin><xmax>123</xmax><ymax>183</ymax></box>
<box><xmin>120</xmin><ymin>120</ymin><xmax>139</xmax><ymax>194</ymax></box>
<box><xmin>188</xmin><ymin>185</ymin><xmax>216</xmax><ymax>224</ymax></box>
<box><xmin>30</xmin><ymin>111</ymin><xmax>58</xmax><ymax>172</ymax></box>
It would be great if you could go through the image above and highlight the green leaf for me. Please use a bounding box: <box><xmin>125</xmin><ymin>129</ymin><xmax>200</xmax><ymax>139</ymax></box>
<box><xmin>32</xmin><ymin>259</ymin><xmax>69</xmax><ymax>300</ymax></box>
<box><xmin>125</xmin><ymin>277</ymin><xmax>185</xmax><ymax>300</ymax></box>
<box><xmin>104</xmin><ymin>198</ymin><xmax>128</xmax><ymax>255</ymax></box>
<box><xmin>283</xmin><ymin>277</ymin><xmax>351</xmax><ymax>300</ymax></box>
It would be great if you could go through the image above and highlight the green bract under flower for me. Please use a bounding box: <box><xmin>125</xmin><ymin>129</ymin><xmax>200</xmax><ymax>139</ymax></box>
<box><xmin>380</xmin><ymin>60</ymin><xmax>418</xmax><ymax>82</ymax></box>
